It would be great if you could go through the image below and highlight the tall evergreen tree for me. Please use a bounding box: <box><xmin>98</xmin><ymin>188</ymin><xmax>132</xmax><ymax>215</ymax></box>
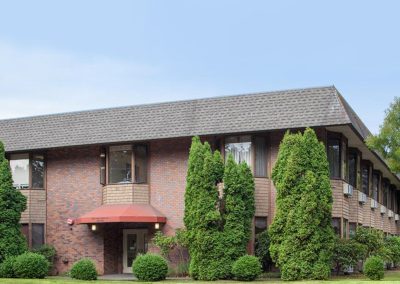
<box><xmin>219</xmin><ymin>155</ymin><xmax>255</xmax><ymax>278</ymax></box>
<box><xmin>184</xmin><ymin>137</ymin><xmax>255</xmax><ymax>280</ymax></box>
<box><xmin>0</xmin><ymin>141</ymin><xmax>27</xmax><ymax>262</ymax></box>
<box><xmin>269</xmin><ymin>128</ymin><xmax>334</xmax><ymax>280</ymax></box>
<box><xmin>184</xmin><ymin>137</ymin><xmax>221</xmax><ymax>280</ymax></box>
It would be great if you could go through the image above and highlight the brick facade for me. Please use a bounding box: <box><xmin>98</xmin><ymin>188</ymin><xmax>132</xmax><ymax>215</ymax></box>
<box><xmin>15</xmin><ymin>129</ymin><xmax>399</xmax><ymax>275</ymax></box>
<box><xmin>46</xmin><ymin>146</ymin><xmax>104</xmax><ymax>275</ymax></box>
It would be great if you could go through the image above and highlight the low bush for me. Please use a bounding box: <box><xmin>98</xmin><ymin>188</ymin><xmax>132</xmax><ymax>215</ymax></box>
<box><xmin>32</xmin><ymin>244</ymin><xmax>56</xmax><ymax>273</ymax></box>
<box><xmin>132</xmin><ymin>254</ymin><xmax>168</xmax><ymax>281</ymax></box>
<box><xmin>232</xmin><ymin>255</ymin><xmax>262</xmax><ymax>281</ymax></box>
<box><xmin>363</xmin><ymin>256</ymin><xmax>384</xmax><ymax>280</ymax></box>
<box><xmin>13</xmin><ymin>252</ymin><xmax>49</xmax><ymax>279</ymax></box>
<box><xmin>0</xmin><ymin>256</ymin><xmax>17</xmax><ymax>278</ymax></box>
<box><xmin>70</xmin><ymin>258</ymin><xmax>97</xmax><ymax>280</ymax></box>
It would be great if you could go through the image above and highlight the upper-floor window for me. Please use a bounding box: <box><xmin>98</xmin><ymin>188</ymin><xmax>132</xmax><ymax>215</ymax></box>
<box><xmin>327</xmin><ymin>138</ymin><xmax>341</xmax><ymax>178</ymax></box>
<box><xmin>372</xmin><ymin>171</ymin><xmax>380</xmax><ymax>202</ymax></box>
<box><xmin>225</xmin><ymin>136</ymin><xmax>252</xmax><ymax>166</ymax></box>
<box><xmin>109</xmin><ymin>145</ymin><xmax>132</xmax><ymax>184</ymax></box>
<box><xmin>9</xmin><ymin>153</ymin><xmax>45</xmax><ymax>189</ymax></box>
<box><xmin>254</xmin><ymin>137</ymin><xmax>267</xmax><ymax>177</ymax></box>
<box><xmin>383</xmin><ymin>179</ymin><xmax>389</xmax><ymax>208</ymax></box>
<box><xmin>106</xmin><ymin>144</ymin><xmax>148</xmax><ymax>184</ymax></box>
<box><xmin>224</xmin><ymin>135</ymin><xmax>267</xmax><ymax>177</ymax></box>
<box><xmin>361</xmin><ymin>161</ymin><xmax>370</xmax><ymax>196</ymax></box>
<box><xmin>348</xmin><ymin>150</ymin><xmax>357</xmax><ymax>187</ymax></box>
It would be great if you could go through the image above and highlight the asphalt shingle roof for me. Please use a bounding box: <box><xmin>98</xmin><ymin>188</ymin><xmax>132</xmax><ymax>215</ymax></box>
<box><xmin>0</xmin><ymin>86</ymin><xmax>365</xmax><ymax>152</ymax></box>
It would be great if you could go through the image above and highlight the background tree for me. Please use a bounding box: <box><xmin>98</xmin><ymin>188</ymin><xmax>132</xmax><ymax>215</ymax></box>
<box><xmin>269</xmin><ymin>128</ymin><xmax>334</xmax><ymax>280</ymax></box>
<box><xmin>366</xmin><ymin>97</ymin><xmax>400</xmax><ymax>173</ymax></box>
<box><xmin>0</xmin><ymin>141</ymin><xmax>27</xmax><ymax>262</ymax></box>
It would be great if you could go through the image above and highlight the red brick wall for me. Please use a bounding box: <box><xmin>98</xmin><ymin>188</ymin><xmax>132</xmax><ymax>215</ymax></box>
<box><xmin>46</xmin><ymin>146</ymin><xmax>104</xmax><ymax>275</ymax></box>
<box><xmin>149</xmin><ymin>138</ymin><xmax>191</xmax><ymax>235</ymax></box>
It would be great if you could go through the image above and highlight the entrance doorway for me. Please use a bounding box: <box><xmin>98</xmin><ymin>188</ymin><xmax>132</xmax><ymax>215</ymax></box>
<box><xmin>122</xmin><ymin>229</ymin><xmax>147</xmax><ymax>273</ymax></box>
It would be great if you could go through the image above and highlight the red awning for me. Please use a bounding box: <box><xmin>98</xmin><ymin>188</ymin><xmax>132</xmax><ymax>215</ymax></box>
<box><xmin>75</xmin><ymin>204</ymin><xmax>167</xmax><ymax>224</ymax></box>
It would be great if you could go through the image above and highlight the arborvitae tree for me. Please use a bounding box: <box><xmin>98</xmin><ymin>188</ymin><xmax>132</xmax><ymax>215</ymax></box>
<box><xmin>0</xmin><ymin>141</ymin><xmax>27</xmax><ymax>262</ymax></box>
<box><xmin>269</xmin><ymin>128</ymin><xmax>334</xmax><ymax>280</ymax></box>
<box><xmin>184</xmin><ymin>137</ymin><xmax>255</xmax><ymax>280</ymax></box>
<box><xmin>211</xmin><ymin>150</ymin><xmax>224</xmax><ymax>185</ymax></box>
<box><xmin>184</xmin><ymin>137</ymin><xmax>221</xmax><ymax>280</ymax></box>
<box><xmin>219</xmin><ymin>155</ymin><xmax>255</xmax><ymax>278</ymax></box>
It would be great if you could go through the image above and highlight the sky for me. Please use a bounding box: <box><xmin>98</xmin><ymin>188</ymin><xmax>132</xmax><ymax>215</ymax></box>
<box><xmin>0</xmin><ymin>1</ymin><xmax>399</xmax><ymax>134</ymax></box>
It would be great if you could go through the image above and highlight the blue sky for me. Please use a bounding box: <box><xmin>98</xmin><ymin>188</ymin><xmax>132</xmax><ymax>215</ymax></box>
<box><xmin>0</xmin><ymin>1</ymin><xmax>399</xmax><ymax>134</ymax></box>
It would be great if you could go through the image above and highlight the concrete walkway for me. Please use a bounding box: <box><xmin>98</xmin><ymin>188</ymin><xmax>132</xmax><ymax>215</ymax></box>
<box><xmin>98</xmin><ymin>274</ymin><xmax>137</xmax><ymax>281</ymax></box>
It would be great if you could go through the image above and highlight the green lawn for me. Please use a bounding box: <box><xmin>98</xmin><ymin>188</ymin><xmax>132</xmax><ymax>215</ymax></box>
<box><xmin>0</xmin><ymin>271</ymin><xmax>399</xmax><ymax>284</ymax></box>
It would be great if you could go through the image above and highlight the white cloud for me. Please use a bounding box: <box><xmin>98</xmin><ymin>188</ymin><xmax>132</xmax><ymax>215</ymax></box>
<box><xmin>0</xmin><ymin>41</ymin><xmax>217</xmax><ymax>119</ymax></box>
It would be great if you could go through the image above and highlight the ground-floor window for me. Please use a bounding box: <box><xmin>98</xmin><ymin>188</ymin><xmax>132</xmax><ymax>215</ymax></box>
<box><xmin>332</xmin><ymin>218</ymin><xmax>341</xmax><ymax>236</ymax></box>
<box><xmin>343</xmin><ymin>219</ymin><xmax>348</xmax><ymax>239</ymax></box>
<box><xmin>254</xmin><ymin>216</ymin><xmax>267</xmax><ymax>235</ymax></box>
<box><xmin>20</xmin><ymin>223</ymin><xmax>45</xmax><ymax>249</ymax></box>
<box><xmin>349</xmin><ymin>222</ymin><xmax>357</xmax><ymax>238</ymax></box>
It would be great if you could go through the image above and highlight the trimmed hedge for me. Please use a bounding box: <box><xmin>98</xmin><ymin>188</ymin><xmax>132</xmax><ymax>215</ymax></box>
<box><xmin>0</xmin><ymin>256</ymin><xmax>17</xmax><ymax>278</ymax></box>
<box><xmin>132</xmin><ymin>254</ymin><xmax>168</xmax><ymax>281</ymax></box>
<box><xmin>70</xmin><ymin>258</ymin><xmax>97</xmax><ymax>280</ymax></box>
<box><xmin>13</xmin><ymin>252</ymin><xmax>49</xmax><ymax>279</ymax></box>
<box><xmin>232</xmin><ymin>255</ymin><xmax>262</xmax><ymax>281</ymax></box>
<box><xmin>363</xmin><ymin>256</ymin><xmax>384</xmax><ymax>280</ymax></box>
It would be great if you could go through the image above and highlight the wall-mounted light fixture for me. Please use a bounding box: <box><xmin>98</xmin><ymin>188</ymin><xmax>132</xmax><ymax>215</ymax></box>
<box><xmin>91</xmin><ymin>224</ymin><xmax>97</xmax><ymax>231</ymax></box>
<box><xmin>154</xmin><ymin>223</ymin><xmax>160</xmax><ymax>230</ymax></box>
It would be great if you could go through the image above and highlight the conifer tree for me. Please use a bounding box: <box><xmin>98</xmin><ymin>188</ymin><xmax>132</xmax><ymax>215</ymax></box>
<box><xmin>219</xmin><ymin>155</ymin><xmax>255</xmax><ymax>278</ymax></box>
<box><xmin>0</xmin><ymin>141</ymin><xmax>27</xmax><ymax>262</ymax></box>
<box><xmin>184</xmin><ymin>137</ymin><xmax>255</xmax><ymax>280</ymax></box>
<box><xmin>269</xmin><ymin>128</ymin><xmax>334</xmax><ymax>280</ymax></box>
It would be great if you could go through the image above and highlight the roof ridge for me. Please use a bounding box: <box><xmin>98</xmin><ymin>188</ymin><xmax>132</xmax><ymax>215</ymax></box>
<box><xmin>0</xmin><ymin>85</ymin><xmax>336</xmax><ymax>123</ymax></box>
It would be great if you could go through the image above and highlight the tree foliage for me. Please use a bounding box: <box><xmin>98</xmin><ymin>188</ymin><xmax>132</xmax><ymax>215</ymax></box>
<box><xmin>255</xmin><ymin>230</ymin><xmax>271</xmax><ymax>272</ymax></box>
<box><xmin>354</xmin><ymin>227</ymin><xmax>384</xmax><ymax>260</ymax></box>
<box><xmin>0</xmin><ymin>141</ymin><xmax>27</xmax><ymax>262</ymax></box>
<box><xmin>269</xmin><ymin>128</ymin><xmax>334</xmax><ymax>280</ymax></box>
<box><xmin>366</xmin><ymin>96</ymin><xmax>400</xmax><ymax>173</ymax></box>
<box><xmin>183</xmin><ymin>136</ymin><xmax>255</xmax><ymax>280</ymax></box>
<box><xmin>332</xmin><ymin>237</ymin><xmax>366</xmax><ymax>275</ymax></box>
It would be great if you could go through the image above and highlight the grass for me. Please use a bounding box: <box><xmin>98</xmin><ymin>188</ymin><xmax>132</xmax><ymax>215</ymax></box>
<box><xmin>0</xmin><ymin>270</ymin><xmax>399</xmax><ymax>283</ymax></box>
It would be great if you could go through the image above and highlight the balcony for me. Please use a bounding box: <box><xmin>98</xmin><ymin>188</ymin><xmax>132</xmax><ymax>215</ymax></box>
<box><xmin>395</xmin><ymin>214</ymin><xmax>399</xmax><ymax>221</ymax></box>
<box><xmin>388</xmin><ymin>210</ymin><xmax>394</xmax><ymax>218</ymax></box>
<box><xmin>102</xmin><ymin>184</ymin><xmax>149</xmax><ymax>205</ymax></box>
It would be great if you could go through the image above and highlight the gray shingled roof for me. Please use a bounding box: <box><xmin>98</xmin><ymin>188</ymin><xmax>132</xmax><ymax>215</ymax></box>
<box><xmin>0</xmin><ymin>86</ymin><xmax>363</xmax><ymax>152</ymax></box>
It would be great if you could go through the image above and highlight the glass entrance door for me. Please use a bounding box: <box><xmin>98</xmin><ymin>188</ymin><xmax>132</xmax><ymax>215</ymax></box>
<box><xmin>123</xmin><ymin>229</ymin><xmax>147</xmax><ymax>273</ymax></box>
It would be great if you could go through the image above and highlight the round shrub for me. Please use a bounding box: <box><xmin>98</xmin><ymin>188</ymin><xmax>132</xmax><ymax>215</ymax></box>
<box><xmin>13</xmin><ymin>252</ymin><xmax>49</xmax><ymax>279</ymax></box>
<box><xmin>132</xmin><ymin>254</ymin><xmax>168</xmax><ymax>281</ymax></box>
<box><xmin>363</xmin><ymin>256</ymin><xmax>384</xmax><ymax>280</ymax></box>
<box><xmin>70</xmin><ymin>258</ymin><xmax>97</xmax><ymax>280</ymax></box>
<box><xmin>232</xmin><ymin>255</ymin><xmax>262</xmax><ymax>281</ymax></box>
<box><xmin>0</xmin><ymin>256</ymin><xmax>17</xmax><ymax>278</ymax></box>
<box><xmin>32</xmin><ymin>244</ymin><xmax>56</xmax><ymax>274</ymax></box>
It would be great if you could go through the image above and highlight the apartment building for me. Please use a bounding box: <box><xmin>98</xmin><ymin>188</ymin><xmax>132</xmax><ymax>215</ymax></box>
<box><xmin>0</xmin><ymin>86</ymin><xmax>399</xmax><ymax>274</ymax></box>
